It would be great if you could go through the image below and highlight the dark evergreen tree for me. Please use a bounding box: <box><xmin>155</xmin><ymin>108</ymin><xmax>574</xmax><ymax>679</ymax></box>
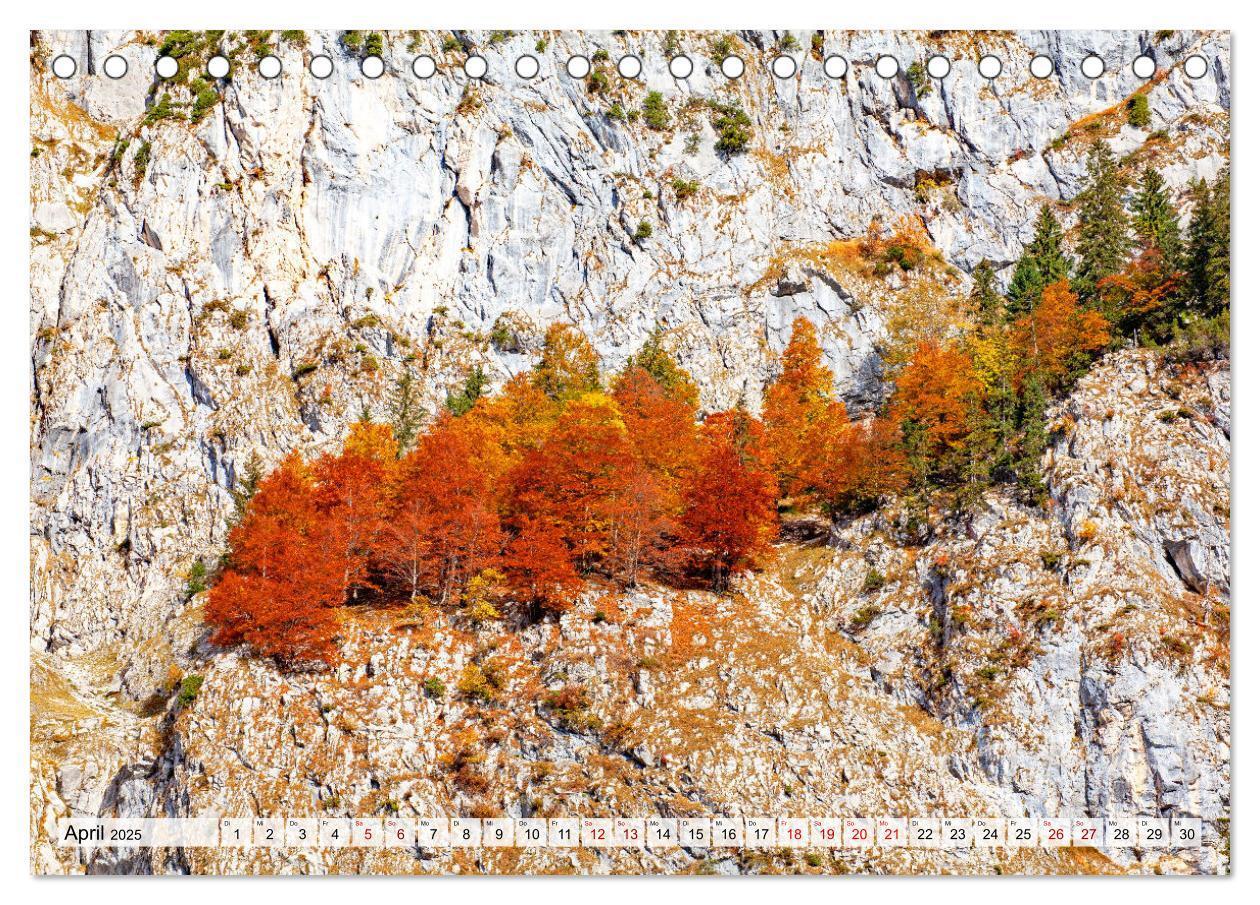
<box><xmin>969</xmin><ymin>259</ymin><xmax>1004</xmax><ymax>324</ymax></box>
<box><xmin>1013</xmin><ymin>377</ymin><xmax>1049</xmax><ymax>506</ymax></box>
<box><xmin>388</xmin><ymin>368</ymin><xmax>423</xmax><ymax>453</ymax></box>
<box><xmin>1074</xmin><ymin>140</ymin><xmax>1132</xmax><ymax>296</ymax></box>
<box><xmin>1006</xmin><ymin>204</ymin><xmax>1072</xmax><ymax>316</ymax></box>
<box><xmin>625</xmin><ymin>327</ymin><xmax>700</xmax><ymax>405</ymax></box>
<box><xmin>985</xmin><ymin>370</ymin><xmax>1020</xmax><ymax>483</ymax></box>
<box><xmin>1131</xmin><ymin>166</ymin><xmax>1183</xmax><ymax>269</ymax></box>
<box><xmin>444</xmin><ymin>365</ymin><xmax>489</xmax><ymax>416</ymax></box>
<box><xmin>955</xmin><ymin>392</ymin><xmax>1000</xmax><ymax>513</ymax></box>
<box><xmin>1185</xmin><ymin>167</ymin><xmax>1230</xmax><ymax>317</ymax></box>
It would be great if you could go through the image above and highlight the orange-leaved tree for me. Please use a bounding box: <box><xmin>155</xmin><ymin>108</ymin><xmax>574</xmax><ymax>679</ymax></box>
<box><xmin>500</xmin><ymin>517</ymin><xmax>581</xmax><ymax>617</ymax></box>
<box><xmin>762</xmin><ymin>317</ymin><xmax>835</xmax><ymax>498</ymax></box>
<box><xmin>803</xmin><ymin>402</ymin><xmax>908</xmax><ymax>517</ymax></box>
<box><xmin>531</xmin><ymin>322</ymin><xmax>602</xmax><ymax>401</ymax></box>
<box><xmin>613</xmin><ymin>364</ymin><xmax>700</xmax><ymax>492</ymax></box>
<box><xmin>374</xmin><ymin>415</ymin><xmax>503</xmax><ymax>603</ymax></box>
<box><xmin>610</xmin><ymin>364</ymin><xmax>703</xmax><ymax>584</ymax></box>
<box><xmin>678</xmin><ymin>410</ymin><xmax>779</xmax><ymax>591</ymax></box>
<box><xmin>1096</xmin><ymin>247</ymin><xmax>1182</xmax><ymax>340</ymax></box>
<box><xmin>506</xmin><ymin>394</ymin><xmax>637</xmax><ymax>574</ymax></box>
<box><xmin>310</xmin><ymin>421</ymin><xmax>395</xmax><ymax>603</ymax></box>
<box><xmin>1013</xmin><ymin>279</ymin><xmax>1111</xmax><ymax>390</ymax></box>
<box><xmin>205</xmin><ymin>453</ymin><xmax>344</xmax><ymax>665</ymax></box>
<box><xmin>460</xmin><ymin>371</ymin><xmax>559</xmax><ymax>473</ymax></box>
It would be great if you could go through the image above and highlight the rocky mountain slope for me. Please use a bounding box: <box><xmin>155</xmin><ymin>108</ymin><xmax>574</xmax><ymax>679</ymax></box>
<box><xmin>29</xmin><ymin>29</ymin><xmax>1229</xmax><ymax>874</ymax></box>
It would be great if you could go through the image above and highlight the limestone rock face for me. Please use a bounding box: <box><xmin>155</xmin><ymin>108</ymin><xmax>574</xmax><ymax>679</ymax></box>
<box><xmin>814</xmin><ymin>351</ymin><xmax>1230</xmax><ymax>872</ymax></box>
<box><xmin>29</xmin><ymin>29</ymin><xmax>1229</xmax><ymax>875</ymax></box>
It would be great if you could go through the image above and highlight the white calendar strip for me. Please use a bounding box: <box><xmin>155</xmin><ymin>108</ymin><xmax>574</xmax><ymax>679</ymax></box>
<box><xmin>56</xmin><ymin>816</ymin><xmax>1204</xmax><ymax>851</ymax></box>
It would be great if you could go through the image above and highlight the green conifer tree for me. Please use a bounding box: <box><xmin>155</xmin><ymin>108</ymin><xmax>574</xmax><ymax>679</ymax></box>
<box><xmin>229</xmin><ymin>452</ymin><xmax>264</xmax><ymax>525</ymax></box>
<box><xmin>969</xmin><ymin>260</ymin><xmax>1004</xmax><ymax>324</ymax></box>
<box><xmin>984</xmin><ymin>372</ymin><xmax>1020</xmax><ymax>483</ymax></box>
<box><xmin>1074</xmin><ymin>141</ymin><xmax>1133</xmax><ymax>296</ymax></box>
<box><xmin>1131</xmin><ymin>166</ymin><xmax>1183</xmax><ymax>268</ymax></box>
<box><xmin>1006</xmin><ymin>204</ymin><xmax>1072</xmax><ymax>316</ymax></box>
<box><xmin>388</xmin><ymin>368</ymin><xmax>423</xmax><ymax>452</ymax></box>
<box><xmin>1013</xmin><ymin>377</ymin><xmax>1049</xmax><ymax>506</ymax></box>
<box><xmin>445</xmin><ymin>365</ymin><xmax>489</xmax><ymax>416</ymax></box>
<box><xmin>1126</xmin><ymin>94</ymin><xmax>1151</xmax><ymax>129</ymax></box>
<box><xmin>1185</xmin><ymin>167</ymin><xmax>1230</xmax><ymax>317</ymax></box>
<box><xmin>955</xmin><ymin>394</ymin><xmax>1000</xmax><ymax>513</ymax></box>
<box><xmin>625</xmin><ymin>327</ymin><xmax>699</xmax><ymax>405</ymax></box>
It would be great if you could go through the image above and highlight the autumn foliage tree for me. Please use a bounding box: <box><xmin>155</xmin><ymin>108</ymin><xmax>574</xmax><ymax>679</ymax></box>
<box><xmin>1012</xmin><ymin>280</ymin><xmax>1111</xmax><ymax>391</ymax></box>
<box><xmin>613</xmin><ymin>364</ymin><xmax>699</xmax><ymax>507</ymax></box>
<box><xmin>611</xmin><ymin>359</ymin><xmax>704</xmax><ymax>583</ymax></box>
<box><xmin>500</xmin><ymin>517</ymin><xmax>581</xmax><ymax>616</ymax></box>
<box><xmin>678</xmin><ymin>411</ymin><xmax>778</xmax><ymax>590</ymax></box>
<box><xmin>891</xmin><ymin>340</ymin><xmax>985</xmax><ymax>484</ymax></box>
<box><xmin>1097</xmin><ymin>247</ymin><xmax>1184</xmax><ymax>341</ymax></box>
<box><xmin>205</xmin><ymin>454</ymin><xmax>344</xmax><ymax>665</ymax></box>
<box><xmin>531</xmin><ymin>322</ymin><xmax>602</xmax><ymax>400</ymax></box>
<box><xmin>310</xmin><ymin>421</ymin><xmax>395</xmax><ymax>602</ymax></box>
<box><xmin>762</xmin><ymin>317</ymin><xmax>836</xmax><ymax>498</ymax></box>
<box><xmin>374</xmin><ymin>416</ymin><xmax>502</xmax><ymax>603</ymax></box>
<box><xmin>803</xmin><ymin>406</ymin><xmax>908</xmax><ymax>516</ymax></box>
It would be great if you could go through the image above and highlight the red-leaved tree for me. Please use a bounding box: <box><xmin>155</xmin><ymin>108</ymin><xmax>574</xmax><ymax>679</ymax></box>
<box><xmin>205</xmin><ymin>453</ymin><xmax>344</xmax><ymax>665</ymax></box>
<box><xmin>678</xmin><ymin>411</ymin><xmax>779</xmax><ymax>590</ymax></box>
<box><xmin>373</xmin><ymin>416</ymin><xmax>502</xmax><ymax>603</ymax></box>
<box><xmin>500</xmin><ymin>517</ymin><xmax>581</xmax><ymax>617</ymax></box>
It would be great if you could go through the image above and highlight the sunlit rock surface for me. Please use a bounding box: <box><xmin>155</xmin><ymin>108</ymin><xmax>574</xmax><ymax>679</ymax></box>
<box><xmin>30</xmin><ymin>29</ymin><xmax>1229</xmax><ymax>874</ymax></box>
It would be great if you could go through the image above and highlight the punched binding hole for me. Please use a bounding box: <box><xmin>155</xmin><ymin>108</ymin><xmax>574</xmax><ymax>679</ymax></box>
<box><xmin>926</xmin><ymin>55</ymin><xmax>950</xmax><ymax>79</ymax></box>
<box><xmin>258</xmin><ymin>55</ymin><xmax>282</xmax><ymax>79</ymax></box>
<box><xmin>771</xmin><ymin>54</ymin><xmax>797</xmax><ymax>79</ymax></box>
<box><xmin>361</xmin><ymin>55</ymin><xmax>385</xmax><ymax>79</ymax></box>
<box><xmin>1029</xmin><ymin>54</ymin><xmax>1054</xmax><ymax>79</ymax></box>
<box><xmin>310</xmin><ymin>55</ymin><xmax>334</xmax><ymax>79</ymax></box>
<box><xmin>155</xmin><ymin>55</ymin><xmax>178</xmax><ymax>79</ymax></box>
<box><xmin>1081</xmin><ymin>54</ymin><xmax>1105</xmax><ymax>79</ymax></box>
<box><xmin>823</xmin><ymin>55</ymin><xmax>848</xmax><ymax>79</ymax></box>
<box><xmin>566</xmin><ymin>55</ymin><xmax>591</xmax><ymax>79</ymax></box>
<box><xmin>1132</xmin><ymin>54</ymin><xmax>1156</xmax><ymax>79</ymax></box>
<box><xmin>669</xmin><ymin>55</ymin><xmax>693</xmax><ymax>79</ymax></box>
<box><xmin>515</xmin><ymin>55</ymin><xmax>540</xmax><ymax>79</ymax></box>
<box><xmin>875</xmin><ymin>55</ymin><xmax>899</xmax><ymax>79</ymax></box>
<box><xmin>464</xmin><ymin>55</ymin><xmax>488</xmax><ymax>79</ymax></box>
<box><xmin>51</xmin><ymin>54</ymin><xmax>77</xmax><ymax>78</ymax></box>
<box><xmin>102</xmin><ymin>54</ymin><xmax>128</xmax><ymax>79</ymax></box>
<box><xmin>411</xmin><ymin>55</ymin><xmax>436</xmax><ymax>79</ymax></box>
<box><xmin>978</xmin><ymin>55</ymin><xmax>1002</xmax><ymax>80</ymax></box>
<box><xmin>206</xmin><ymin>56</ymin><xmax>230</xmax><ymax>79</ymax></box>
<box><xmin>1184</xmin><ymin>54</ymin><xmax>1208</xmax><ymax>79</ymax></box>
<box><xmin>617</xmin><ymin>55</ymin><xmax>642</xmax><ymax>79</ymax></box>
<box><xmin>721</xmin><ymin>55</ymin><xmax>745</xmax><ymax>79</ymax></box>
<box><xmin>52</xmin><ymin>54</ymin><xmax>80</xmax><ymax>79</ymax></box>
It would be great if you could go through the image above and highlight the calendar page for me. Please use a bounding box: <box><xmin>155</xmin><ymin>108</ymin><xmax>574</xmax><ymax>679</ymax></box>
<box><xmin>30</xmin><ymin>27</ymin><xmax>1230</xmax><ymax>876</ymax></box>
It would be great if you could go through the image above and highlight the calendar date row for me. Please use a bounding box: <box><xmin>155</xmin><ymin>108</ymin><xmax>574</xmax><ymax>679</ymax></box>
<box><xmin>58</xmin><ymin>816</ymin><xmax>1203</xmax><ymax>851</ymax></box>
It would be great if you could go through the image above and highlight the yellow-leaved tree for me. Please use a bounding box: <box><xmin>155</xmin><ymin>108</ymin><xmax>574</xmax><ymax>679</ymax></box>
<box><xmin>762</xmin><ymin>317</ymin><xmax>835</xmax><ymax>498</ymax></box>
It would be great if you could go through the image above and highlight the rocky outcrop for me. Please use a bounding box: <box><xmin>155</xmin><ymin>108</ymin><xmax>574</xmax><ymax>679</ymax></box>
<box><xmin>812</xmin><ymin>350</ymin><xmax>1230</xmax><ymax>874</ymax></box>
<box><xmin>29</xmin><ymin>29</ymin><xmax>1230</xmax><ymax>875</ymax></box>
<box><xmin>32</xmin><ymin>350</ymin><xmax>1230</xmax><ymax>876</ymax></box>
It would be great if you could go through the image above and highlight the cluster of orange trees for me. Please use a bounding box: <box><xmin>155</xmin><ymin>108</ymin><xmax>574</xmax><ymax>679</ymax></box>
<box><xmin>208</xmin><ymin>326</ymin><xmax>779</xmax><ymax>664</ymax></box>
<box><xmin>204</xmin><ymin>283</ymin><xmax>1115</xmax><ymax>666</ymax></box>
<box><xmin>207</xmin><ymin>152</ymin><xmax>1228</xmax><ymax>666</ymax></box>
